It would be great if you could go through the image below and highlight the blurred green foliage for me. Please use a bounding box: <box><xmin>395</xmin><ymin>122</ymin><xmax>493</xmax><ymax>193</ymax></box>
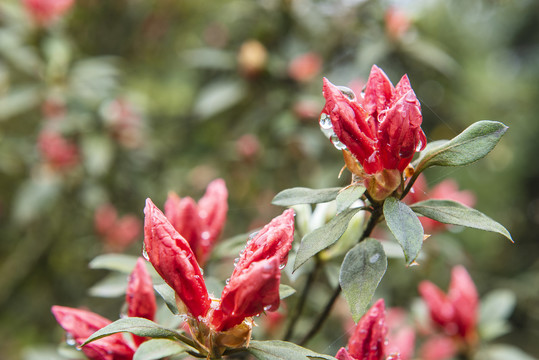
<box><xmin>0</xmin><ymin>0</ymin><xmax>538</xmax><ymax>359</ymax></box>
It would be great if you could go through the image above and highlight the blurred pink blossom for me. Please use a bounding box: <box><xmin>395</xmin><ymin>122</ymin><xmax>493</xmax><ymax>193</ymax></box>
<box><xmin>94</xmin><ymin>203</ymin><xmax>142</xmax><ymax>252</ymax></box>
<box><xmin>23</xmin><ymin>0</ymin><xmax>74</xmax><ymax>26</ymax></box>
<box><xmin>37</xmin><ymin>130</ymin><xmax>79</xmax><ymax>170</ymax></box>
<box><xmin>288</xmin><ymin>52</ymin><xmax>322</xmax><ymax>83</ymax></box>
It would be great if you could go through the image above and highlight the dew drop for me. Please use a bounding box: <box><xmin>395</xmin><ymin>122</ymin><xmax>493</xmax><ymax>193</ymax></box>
<box><xmin>65</xmin><ymin>333</ymin><xmax>76</xmax><ymax>346</ymax></box>
<box><xmin>330</xmin><ymin>134</ymin><xmax>347</xmax><ymax>150</ymax></box>
<box><xmin>415</xmin><ymin>139</ymin><xmax>424</xmax><ymax>152</ymax></box>
<box><xmin>337</xmin><ymin>86</ymin><xmax>356</xmax><ymax>101</ymax></box>
<box><xmin>319</xmin><ymin>113</ymin><xmax>332</xmax><ymax>129</ymax></box>
<box><xmin>201</xmin><ymin>231</ymin><xmax>210</xmax><ymax>240</ymax></box>
<box><xmin>263</xmin><ymin>305</ymin><xmax>272</xmax><ymax>311</ymax></box>
<box><xmin>142</xmin><ymin>246</ymin><xmax>149</xmax><ymax>261</ymax></box>
<box><xmin>225</xmin><ymin>278</ymin><xmax>230</xmax><ymax>285</ymax></box>
<box><xmin>233</xmin><ymin>257</ymin><xmax>240</xmax><ymax>267</ymax></box>
<box><xmin>278</xmin><ymin>263</ymin><xmax>286</xmax><ymax>270</ymax></box>
<box><xmin>369</xmin><ymin>254</ymin><xmax>380</xmax><ymax>263</ymax></box>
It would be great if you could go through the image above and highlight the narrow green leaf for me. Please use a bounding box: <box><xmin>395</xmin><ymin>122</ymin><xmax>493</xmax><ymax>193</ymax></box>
<box><xmin>134</xmin><ymin>339</ymin><xmax>187</xmax><ymax>360</ymax></box>
<box><xmin>154</xmin><ymin>283</ymin><xmax>180</xmax><ymax>315</ymax></box>
<box><xmin>88</xmin><ymin>273</ymin><xmax>128</xmax><ymax>298</ymax></box>
<box><xmin>415</xmin><ymin>120</ymin><xmax>508</xmax><ymax>173</ymax></box>
<box><xmin>293</xmin><ymin>208</ymin><xmax>361</xmax><ymax>272</ymax></box>
<box><xmin>410</xmin><ymin>200</ymin><xmax>512</xmax><ymax>241</ymax></box>
<box><xmin>339</xmin><ymin>239</ymin><xmax>387</xmax><ymax>321</ymax></box>
<box><xmin>279</xmin><ymin>284</ymin><xmax>296</xmax><ymax>299</ymax></box>
<box><xmin>88</xmin><ymin>254</ymin><xmax>139</xmax><ymax>273</ymax></box>
<box><xmin>476</xmin><ymin>345</ymin><xmax>538</xmax><ymax>360</ymax></box>
<box><xmin>383</xmin><ymin>198</ymin><xmax>424</xmax><ymax>265</ymax></box>
<box><xmin>272</xmin><ymin>187</ymin><xmax>342</xmax><ymax>206</ymax></box>
<box><xmin>336</xmin><ymin>185</ymin><xmax>366</xmax><ymax>213</ymax></box>
<box><xmin>82</xmin><ymin>318</ymin><xmax>183</xmax><ymax>346</ymax></box>
<box><xmin>247</xmin><ymin>340</ymin><xmax>337</xmax><ymax>360</ymax></box>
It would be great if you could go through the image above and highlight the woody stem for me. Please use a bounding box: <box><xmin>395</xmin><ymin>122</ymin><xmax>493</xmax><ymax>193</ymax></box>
<box><xmin>283</xmin><ymin>255</ymin><xmax>322</xmax><ymax>341</ymax></box>
<box><xmin>298</xmin><ymin>207</ymin><xmax>383</xmax><ymax>345</ymax></box>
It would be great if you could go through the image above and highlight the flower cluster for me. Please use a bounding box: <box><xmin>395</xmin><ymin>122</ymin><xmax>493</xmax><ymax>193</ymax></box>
<box><xmin>51</xmin><ymin>258</ymin><xmax>156</xmax><ymax>359</ymax></box>
<box><xmin>163</xmin><ymin>178</ymin><xmax>228</xmax><ymax>266</ymax></box>
<box><xmin>321</xmin><ymin>65</ymin><xmax>426</xmax><ymax>200</ymax></box>
<box><xmin>144</xmin><ymin>199</ymin><xmax>295</xmax><ymax>356</ymax></box>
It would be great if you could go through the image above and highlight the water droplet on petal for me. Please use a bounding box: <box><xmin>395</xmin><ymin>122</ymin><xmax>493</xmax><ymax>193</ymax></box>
<box><xmin>225</xmin><ymin>278</ymin><xmax>230</xmax><ymax>285</ymax></box>
<box><xmin>319</xmin><ymin>113</ymin><xmax>332</xmax><ymax>129</ymax></box>
<box><xmin>142</xmin><ymin>246</ymin><xmax>149</xmax><ymax>261</ymax></box>
<box><xmin>65</xmin><ymin>333</ymin><xmax>76</xmax><ymax>346</ymax></box>
<box><xmin>337</xmin><ymin>86</ymin><xmax>356</xmax><ymax>101</ymax></box>
<box><xmin>263</xmin><ymin>305</ymin><xmax>272</xmax><ymax>311</ymax></box>
<box><xmin>201</xmin><ymin>231</ymin><xmax>210</xmax><ymax>240</ymax></box>
<box><xmin>278</xmin><ymin>263</ymin><xmax>286</xmax><ymax>270</ymax></box>
<box><xmin>415</xmin><ymin>139</ymin><xmax>424</xmax><ymax>152</ymax></box>
<box><xmin>330</xmin><ymin>134</ymin><xmax>347</xmax><ymax>150</ymax></box>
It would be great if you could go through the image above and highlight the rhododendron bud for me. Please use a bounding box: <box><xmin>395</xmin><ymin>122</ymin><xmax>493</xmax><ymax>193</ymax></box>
<box><xmin>94</xmin><ymin>204</ymin><xmax>141</xmax><ymax>252</ymax></box>
<box><xmin>23</xmin><ymin>0</ymin><xmax>74</xmax><ymax>26</ymax></box>
<box><xmin>419</xmin><ymin>266</ymin><xmax>478</xmax><ymax>342</ymax></box>
<box><xmin>420</xmin><ymin>336</ymin><xmax>457</xmax><ymax>360</ymax></box>
<box><xmin>288</xmin><ymin>52</ymin><xmax>323</xmax><ymax>83</ymax></box>
<box><xmin>336</xmin><ymin>299</ymin><xmax>389</xmax><ymax>360</ymax></box>
<box><xmin>143</xmin><ymin>198</ymin><xmax>210</xmax><ymax>318</ymax></box>
<box><xmin>126</xmin><ymin>258</ymin><xmax>156</xmax><ymax>321</ymax></box>
<box><xmin>38</xmin><ymin>130</ymin><xmax>79</xmax><ymax>170</ymax></box>
<box><xmin>385</xmin><ymin>7</ymin><xmax>411</xmax><ymax>40</ymax></box>
<box><xmin>321</xmin><ymin>65</ymin><xmax>426</xmax><ymax>200</ymax></box>
<box><xmin>164</xmin><ymin>179</ymin><xmax>228</xmax><ymax>266</ymax></box>
<box><xmin>230</xmin><ymin>209</ymin><xmax>295</xmax><ymax>279</ymax></box>
<box><xmin>51</xmin><ymin>306</ymin><xmax>135</xmax><ymax>360</ymax></box>
<box><xmin>211</xmin><ymin>257</ymin><xmax>281</xmax><ymax>331</ymax></box>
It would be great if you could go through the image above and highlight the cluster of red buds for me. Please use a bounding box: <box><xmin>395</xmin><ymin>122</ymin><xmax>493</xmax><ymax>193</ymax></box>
<box><xmin>321</xmin><ymin>65</ymin><xmax>426</xmax><ymax>200</ymax></box>
<box><xmin>163</xmin><ymin>178</ymin><xmax>228</xmax><ymax>267</ymax></box>
<box><xmin>144</xmin><ymin>199</ymin><xmax>295</xmax><ymax>357</ymax></box>
<box><xmin>419</xmin><ymin>266</ymin><xmax>479</xmax><ymax>359</ymax></box>
<box><xmin>51</xmin><ymin>258</ymin><xmax>156</xmax><ymax>359</ymax></box>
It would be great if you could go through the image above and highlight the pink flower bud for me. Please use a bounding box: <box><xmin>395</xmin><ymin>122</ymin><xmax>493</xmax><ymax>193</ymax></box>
<box><xmin>126</xmin><ymin>258</ymin><xmax>156</xmax><ymax>346</ymax></box>
<box><xmin>321</xmin><ymin>65</ymin><xmax>426</xmax><ymax>179</ymax></box>
<box><xmin>419</xmin><ymin>266</ymin><xmax>478</xmax><ymax>342</ymax></box>
<box><xmin>211</xmin><ymin>257</ymin><xmax>281</xmax><ymax>331</ymax></box>
<box><xmin>230</xmin><ymin>209</ymin><xmax>295</xmax><ymax>279</ymax></box>
<box><xmin>51</xmin><ymin>306</ymin><xmax>135</xmax><ymax>360</ymax></box>
<box><xmin>348</xmin><ymin>299</ymin><xmax>388</xmax><ymax>360</ymax></box>
<box><xmin>38</xmin><ymin>130</ymin><xmax>79</xmax><ymax>170</ymax></box>
<box><xmin>385</xmin><ymin>7</ymin><xmax>411</xmax><ymax>40</ymax></box>
<box><xmin>164</xmin><ymin>179</ymin><xmax>228</xmax><ymax>266</ymax></box>
<box><xmin>23</xmin><ymin>0</ymin><xmax>74</xmax><ymax>26</ymax></box>
<box><xmin>94</xmin><ymin>204</ymin><xmax>141</xmax><ymax>252</ymax></box>
<box><xmin>288</xmin><ymin>52</ymin><xmax>323</xmax><ymax>83</ymax></box>
<box><xmin>420</xmin><ymin>336</ymin><xmax>457</xmax><ymax>360</ymax></box>
<box><xmin>143</xmin><ymin>198</ymin><xmax>210</xmax><ymax>318</ymax></box>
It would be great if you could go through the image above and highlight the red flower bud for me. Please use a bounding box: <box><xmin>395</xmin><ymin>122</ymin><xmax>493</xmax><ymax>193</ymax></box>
<box><xmin>321</xmin><ymin>65</ymin><xmax>426</xmax><ymax>176</ymax></box>
<box><xmin>38</xmin><ymin>130</ymin><xmax>79</xmax><ymax>170</ymax></box>
<box><xmin>211</xmin><ymin>257</ymin><xmax>281</xmax><ymax>331</ymax></box>
<box><xmin>51</xmin><ymin>306</ymin><xmax>135</xmax><ymax>360</ymax></box>
<box><xmin>349</xmin><ymin>299</ymin><xmax>388</xmax><ymax>360</ymax></box>
<box><xmin>419</xmin><ymin>266</ymin><xmax>478</xmax><ymax>341</ymax></box>
<box><xmin>144</xmin><ymin>198</ymin><xmax>210</xmax><ymax>318</ymax></box>
<box><xmin>164</xmin><ymin>179</ymin><xmax>228</xmax><ymax>266</ymax></box>
<box><xmin>230</xmin><ymin>209</ymin><xmax>295</xmax><ymax>279</ymax></box>
<box><xmin>23</xmin><ymin>0</ymin><xmax>74</xmax><ymax>26</ymax></box>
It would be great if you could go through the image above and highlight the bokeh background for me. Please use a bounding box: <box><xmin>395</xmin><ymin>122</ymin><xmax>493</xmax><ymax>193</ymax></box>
<box><xmin>0</xmin><ymin>0</ymin><xmax>538</xmax><ymax>359</ymax></box>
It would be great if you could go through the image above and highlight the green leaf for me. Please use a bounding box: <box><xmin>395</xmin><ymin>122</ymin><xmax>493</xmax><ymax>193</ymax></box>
<box><xmin>479</xmin><ymin>289</ymin><xmax>516</xmax><ymax>341</ymax></box>
<box><xmin>339</xmin><ymin>239</ymin><xmax>387</xmax><ymax>321</ymax></box>
<box><xmin>279</xmin><ymin>284</ymin><xmax>296</xmax><ymax>299</ymax></box>
<box><xmin>82</xmin><ymin>318</ymin><xmax>184</xmax><ymax>346</ymax></box>
<box><xmin>410</xmin><ymin>200</ymin><xmax>512</xmax><ymax>241</ymax></box>
<box><xmin>336</xmin><ymin>185</ymin><xmax>366</xmax><ymax>213</ymax></box>
<box><xmin>0</xmin><ymin>86</ymin><xmax>41</xmax><ymax>121</ymax></box>
<box><xmin>415</xmin><ymin>120</ymin><xmax>508</xmax><ymax>173</ymax></box>
<box><xmin>476</xmin><ymin>345</ymin><xmax>538</xmax><ymax>360</ymax></box>
<box><xmin>272</xmin><ymin>187</ymin><xmax>342</xmax><ymax>206</ymax></box>
<box><xmin>383</xmin><ymin>198</ymin><xmax>424</xmax><ymax>265</ymax></box>
<box><xmin>154</xmin><ymin>283</ymin><xmax>180</xmax><ymax>315</ymax></box>
<box><xmin>293</xmin><ymin>208</ymin><xmax>361</xmax><ymax>271</ymax></box>
<box><xmin>247</xmin><ymin>340</ymin><xmax>337</xmax><ymax>360</ymax></box>
<box><xmin>88</xmin><ymin>273</ymin><xmax>128</xmax><ymax>298</ymax></box>
<box><xmin>88</xmin><ymin>254</ymin><xmax>140</xmax><ymax>273</ymax></box>
<box><xmin>134</xmin><ymin>339</ymin><xmax>187</xmax><ymax>360</ymax></box>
